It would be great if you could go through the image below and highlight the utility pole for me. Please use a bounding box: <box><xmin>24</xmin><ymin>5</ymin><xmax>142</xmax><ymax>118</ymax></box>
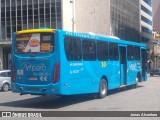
<box><xmin>90</xmin><ymin>8</ymin><xmax>95</xmax><ymax>32</ymax></box>
<box><xmin>70</xmin><ymin>0</ymin><xmax>75</xmax><ymax>32</ymax></box>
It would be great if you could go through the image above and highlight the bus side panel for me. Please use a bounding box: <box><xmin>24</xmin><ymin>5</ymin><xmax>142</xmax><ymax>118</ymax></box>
<box><xmin>60</xmin><ymin>61</ymin><xmax>99</xmax><ymax>95</ymax></box>
<box><xmin>60</xmin><ymin>61</ymin><xmax>121</xmax><ymax>95</ymax></box>
<box><xmin>105</xmin><ymin>61</ymin><xmax>120</xmax><ymax>90</ymax></box>
<box><xmin>60</xmin><ymin>50</ymin><xmax>121</xmax><ymax>95</ymax></box>
<box><xmin>58</xmin><ymin>31</ymin><xmax>98</xmax><ymax>95</ymax></box>
<box><xmin>127</xmin><ymin>61</ymin><xmax>141</xmax><ymax>85</ymax></box>
<box><xmin>58</xmin><ymin>31</ymin><xmax>121</xmax><ymax>95</ymax></box>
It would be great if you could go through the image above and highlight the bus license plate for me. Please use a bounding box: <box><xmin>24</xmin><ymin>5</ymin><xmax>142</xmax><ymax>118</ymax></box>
<box><xmin>29</xmin><ymin>77</ymin><xmax>37</xmax><ymax>80</ymax></box>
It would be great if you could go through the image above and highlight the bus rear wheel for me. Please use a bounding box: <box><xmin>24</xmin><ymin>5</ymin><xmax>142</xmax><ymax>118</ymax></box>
<box><xmin>98</xmin><ymin>79</ymin><xmax>107</xmax><ymax>99</ymax></box>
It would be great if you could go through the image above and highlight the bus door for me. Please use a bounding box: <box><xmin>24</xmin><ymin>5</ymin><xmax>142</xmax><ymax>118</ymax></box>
<box><xmin>141</xmin><ymin>49</ymin><xmax>147</xmax><ymax>81</ymax></box>
<box><xmin>119</xmin><ymin>46</ymin><xmax>127</xmax><ymax>86</ymax></box>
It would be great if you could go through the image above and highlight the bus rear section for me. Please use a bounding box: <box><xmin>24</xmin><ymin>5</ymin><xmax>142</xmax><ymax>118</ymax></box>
<box><xmin>11</xmin><ymin>29</ymin><xmax>61</xmax><ymax>95</ymax></box>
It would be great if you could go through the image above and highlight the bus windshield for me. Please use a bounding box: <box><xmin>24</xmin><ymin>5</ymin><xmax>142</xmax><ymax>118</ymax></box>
<box><xmin>15</xmin><ymin>32</ymin><xmax>54</xmax><ymax>53</ymax></box>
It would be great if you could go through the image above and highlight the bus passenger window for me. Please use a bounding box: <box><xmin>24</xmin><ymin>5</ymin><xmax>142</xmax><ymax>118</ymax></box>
<box><xmin>109</xmin><ymin>43</ymin><xmax>118</xmax><ymax>60</ymax></box>
<box><xmin>82</xmin><ymin>39</ymin><xmax>96</xmax><ymax>61</ymax></box>
<box><xmin>64</xmin><ymin>36</ymin><xmax>82</xmax><ymax>61</ymax></box>
<box><xmin>135</xmin><ymin>46</ymin><xmax>140</xmax><ymax>60</ymax></box>
<box><xmin>127</xmin><ymin>46</ymin><xmax>134</xmax><ymax>60</ymax></box>
<box><xmin>97</xmin><ymin>41</ymin><xmax>108</xmax><ymax>60</ymax></box>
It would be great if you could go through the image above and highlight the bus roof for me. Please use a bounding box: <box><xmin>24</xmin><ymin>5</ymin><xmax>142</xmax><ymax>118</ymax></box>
<box><xmin>87</xmin><ymin>32</ymin><xmax>120</xmax><ymax>39</ymax></box>
<box><xmin>15</xmin><ymin>28</ymin><xmax>146</xmax><ymax>48</ymax></box>
<box><xmin>16</xmin><ymin>28</ymin><xmax>55</xmax><ymax>34</ymax></box>
<box><xmin>62</xmin><ymin>30</ymin><xmax>146</xmax><ymax>48</ymax></box>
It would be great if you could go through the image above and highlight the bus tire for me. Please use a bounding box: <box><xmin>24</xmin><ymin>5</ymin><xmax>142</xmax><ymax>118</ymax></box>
<box><xmin>98</xmin><ymin>79</ymin><xmax>107</xmax><ymax>99</ymax></box>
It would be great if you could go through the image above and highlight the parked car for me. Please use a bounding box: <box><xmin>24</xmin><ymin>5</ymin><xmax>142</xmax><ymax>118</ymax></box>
<box><xmin>0</xmin><ymin>70</ymin><xmax>11</xmax><ymax>91</ymax></box>
<box><xmin>150</xmin><ymin>68</ymin><xmax>160</xmax><ymax>76</ymax></box>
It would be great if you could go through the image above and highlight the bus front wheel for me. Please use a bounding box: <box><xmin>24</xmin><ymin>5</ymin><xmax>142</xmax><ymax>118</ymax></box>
<box><xmin>98</xmin><ymin>79</ymin><xmax>107</xmax><ymax>99</ymax></box>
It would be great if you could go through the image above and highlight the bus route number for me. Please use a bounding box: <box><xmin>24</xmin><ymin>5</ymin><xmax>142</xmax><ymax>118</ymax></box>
<box><xmin>43</xmin><ymin>36</ymin><xmax>51</xmax><ymax>41</ymax></box>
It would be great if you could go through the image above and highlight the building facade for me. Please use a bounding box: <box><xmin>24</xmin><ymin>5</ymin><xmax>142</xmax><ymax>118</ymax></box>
<box><xmin>152</xmin><ymin>0</ymin><xmax>160</xmax><ymax>32</ymax></box>
<box><xmin>152</xmin><ymin>28</ymin><xmax>160</xmax><ymax>67</ymax></box>
<box><xmin>110</xmin><ymin>0</ymin><xmax>140</xmax><ymax>42</ymax></box>
<box><xmin>74</xmin><ymin>0</ymin><xmax>110</xmax><ymax>34</ymax></box>
<box><xmin>152</xmin><ymin>0</ymin><xmax>160</xmax><ymax>67</ymax></box>
<box><xmin>0</xmin><ymin>0</ymin><xmax>152</xmax><ymax>70</ymax></box>
<box><xmin>140</xmin><ymin>0</ymin><xmax>153</xmax><ymax>49</ymax></box>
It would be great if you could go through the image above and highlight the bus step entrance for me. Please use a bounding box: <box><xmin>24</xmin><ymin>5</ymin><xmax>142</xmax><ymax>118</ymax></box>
<box><xmin>120</xmin><ymin>85</ymin><xmax>126</xmax><ymax>88</ymax></box>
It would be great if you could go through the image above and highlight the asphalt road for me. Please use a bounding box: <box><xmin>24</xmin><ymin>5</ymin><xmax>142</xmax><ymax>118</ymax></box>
<box><xmin>0</xmin><ymin>75</ymin><xmax>160</xmax><ymax>119</ymax></box>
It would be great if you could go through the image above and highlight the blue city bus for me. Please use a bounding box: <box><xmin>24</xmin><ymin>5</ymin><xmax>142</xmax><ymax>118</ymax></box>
<box><xmin>11</xmin><ymin>28</ymin><xmax>147</xmax><ymax>98</ymax></box>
